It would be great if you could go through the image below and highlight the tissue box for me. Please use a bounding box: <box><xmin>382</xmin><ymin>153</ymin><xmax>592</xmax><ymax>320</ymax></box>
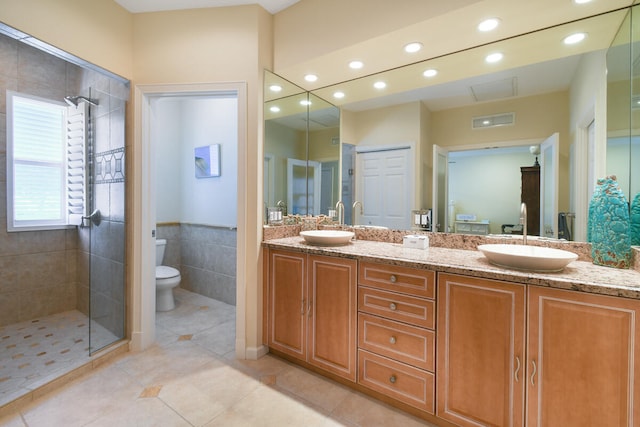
<box><xmin>403</xmin><ymin>234</ymin><xmax>429</xmax><ymax>249</ymax></box>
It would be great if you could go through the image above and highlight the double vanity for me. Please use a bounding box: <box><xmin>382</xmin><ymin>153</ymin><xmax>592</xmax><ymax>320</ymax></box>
<box><xmin>262</xmin><ymin>228</ymin><xmax>640</xmax><ymax>427</ymax></box>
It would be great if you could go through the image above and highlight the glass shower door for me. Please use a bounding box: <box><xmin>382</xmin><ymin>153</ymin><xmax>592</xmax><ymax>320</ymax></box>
<box><xmin>87</xmin><ymin>86</ymin><xmax>126</xmax><ymax>354</ymax></box>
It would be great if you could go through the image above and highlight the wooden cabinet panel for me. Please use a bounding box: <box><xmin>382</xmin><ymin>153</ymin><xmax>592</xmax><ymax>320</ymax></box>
<box><xmin>268</xmin><ymin>250</ymin><xmax>306</xmax><ymax>360</ymax></box>
<box><xmin>359</xmin><ymin>313</ymin><xmax>434</xmax><ymax>371</ymax></box>
<box><xmin>437</xmin><ymin>273</ymin><xmax>526</xmax><ymax>427</ymax></box>
<box><xmin>358</xmin><ymin>349</ymin><xmax>435</xmax><ymax>414</ymax></box>
<box><xmin>308</xmin><ymin>255</ymin><xmax>357</xmax><ymax>382</ymax></box>
<box><xmin>359</xmin><ymin>262</ymin><xmax>435</xmax><ymax>298</ymax></box>
<box><xmin>359</xmin><ymin>286</ymin><xmax>435</xmax><ymax>329</ymax></box>
<box><xmin>527</xmin><ymin>286</ymin><xmax>640</xmax><ymax>427</ymax></box>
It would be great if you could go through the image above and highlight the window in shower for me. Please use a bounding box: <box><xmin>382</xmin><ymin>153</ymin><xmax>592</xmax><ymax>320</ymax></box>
<box><xmin>6</xmin><ymin>91</ymin><xmax>86</xmax><ymax>231</ymax></box>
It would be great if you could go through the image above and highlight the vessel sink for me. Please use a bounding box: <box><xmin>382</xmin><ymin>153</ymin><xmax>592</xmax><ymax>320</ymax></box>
<box><xmin>477</xmin><ymin>244</ymin><xmax>578</xmax><ymax>272</ymax></box>
<box><xmin>300</xmin><ymin>230</ymin><xmax>355</xmax><ymax>246</ymax></box>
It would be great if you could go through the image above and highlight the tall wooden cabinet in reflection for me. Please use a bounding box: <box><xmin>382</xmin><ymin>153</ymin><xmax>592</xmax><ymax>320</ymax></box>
<box><xmin>521</xmin><ymin>165</ymin><xmax>540</xmax><ymax>236</ymax></box>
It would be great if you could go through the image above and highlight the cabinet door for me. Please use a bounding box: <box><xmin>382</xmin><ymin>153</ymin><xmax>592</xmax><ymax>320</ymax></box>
<box><xmin>527</xmin><ymin>286</ymin><xmax>640</xmax><ymax>427</ymax></box>
<box><xmin>308</xmin><ymin>255</ymin><xmax>357</xmax><ymax>381</ymax></box>
<box><xmin>437</xmin><ymin>273</ymin><xmax>526</xmax><ymax>427</ymax></box>
<box><xmin>268</xmin><ymin>250</ymin><xmax>306</xmax><ymax>360</ymax></box>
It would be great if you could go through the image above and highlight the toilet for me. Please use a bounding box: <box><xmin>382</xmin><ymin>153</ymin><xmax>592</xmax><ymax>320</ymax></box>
<box><xmin>155</xmin><ymin>239</ymin><xmax>181</xmax><ymax>311</ymax></box>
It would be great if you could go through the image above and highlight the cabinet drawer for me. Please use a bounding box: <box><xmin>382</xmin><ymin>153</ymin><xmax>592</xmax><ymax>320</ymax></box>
<box><xmin>359</xmin><ymin>262</ymin><xmax>435</xmax><ymax>299</ymax></box>
<box><xmin>358</xmin><ymin>349</ymin><xmax>434</xmax><ymax>414</ymax></box>
<box><xmin>359</xmin><ymin>313</ymin><xmax>434</xmax><ymax>371</ymax></box>
<box><xmin>359</xmin><ymin>287</ymin><xmax>435</xmax><ymax>329</ymax></box>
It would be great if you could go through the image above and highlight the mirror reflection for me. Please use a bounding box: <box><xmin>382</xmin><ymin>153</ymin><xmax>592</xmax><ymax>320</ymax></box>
<box><xmin>265</xmin><ymin>6</ymin><xmax>638</xmax><ymax>244</ymax></box>
<box><xmin>312</xmin><ymin>8</ymin><xmax>630</xmax><ymax>242</ymax></box>
<box><xmin>264</xmin><ymin>73</ymin><xmax>340</xmax><ymax>220</ymax></box>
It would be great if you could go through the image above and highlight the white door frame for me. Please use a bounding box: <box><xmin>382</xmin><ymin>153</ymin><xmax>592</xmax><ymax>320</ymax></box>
<box><xmin>132</xmin><ymin>82</ymin><xmax>247</xmax><ymax>355</ymax></box>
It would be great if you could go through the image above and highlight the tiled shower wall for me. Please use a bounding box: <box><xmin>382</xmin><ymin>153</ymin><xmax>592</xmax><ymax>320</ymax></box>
<box><xmin>156</xmin><ymin>224</ymin><xmax>237</xmax><ymax>305</ymax></box>
<box><xmin>0</xmin><ymin>33</ymin><xmax>128</xmax><ymax>336</ymax></box>
<box><xmin>0</xmin><ymin>35</ymin><xmax>80</xmax><ymax>327</ymax></box>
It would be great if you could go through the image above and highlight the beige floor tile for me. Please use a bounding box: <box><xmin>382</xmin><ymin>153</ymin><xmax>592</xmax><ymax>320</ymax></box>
<box><xmin>191</xmin><ymin>319</ymin><xmax>235</xmax><ymax>356</ymax></box>
<box><xmin>203</xmin><ymin>384</ymin><xmax>332</xmax><ymax>427</ymax></box>
<box><xmin>83</xmin><ymin>397</ymin><xmax>191</xmax><ymax>427</ymax></box>
<box><xmin>0</xmin><ymin>413</ymin><xmax>27</xmax><ymax>427</ymax></box>
<box><xmin>20</xmin><ymin>363</ymin><xmax>142</xmax><ymax>427</ymax></box>
<box><xmin>275</xmin><ymin>365</ymin><xmax>352</xmax><ymax>413</ymax></box>
<box><xmin>227</xmin><ymin>353</ymin><xmax>292</xmax><ymax>379</ymax></box>
<box><xmin>114</xmin><ymin>340</ymin><xmax>216</xmax><ymax>386</ymax></box>
<box><xmin>159</xmin><ymin>360</ymin><xmax>261</xmax><ymax>426</ymax></box>
<box><xmin>330</xmin><ymin>391</ymin><xmax>435</xmax><ymax>427</ymax></box>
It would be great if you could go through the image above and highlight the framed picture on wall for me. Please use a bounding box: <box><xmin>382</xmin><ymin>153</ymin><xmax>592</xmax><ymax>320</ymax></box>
<box><xmin>194</xmin><ymin>144</ymin><xmax>221</xmax><ymax>178</ymax></box>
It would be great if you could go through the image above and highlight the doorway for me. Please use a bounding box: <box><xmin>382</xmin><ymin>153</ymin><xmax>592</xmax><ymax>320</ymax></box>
<box><xmin>133</xmin><ymin>83</ymin><xmax>247</xmax><ymax>355</ymax></box>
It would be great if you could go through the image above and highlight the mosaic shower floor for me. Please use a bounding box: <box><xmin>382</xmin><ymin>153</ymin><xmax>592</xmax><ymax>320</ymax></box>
<box><xmin>0</xmin><ymin>310</ymin><xmax>118</xmax><ymax>407</ymax></box>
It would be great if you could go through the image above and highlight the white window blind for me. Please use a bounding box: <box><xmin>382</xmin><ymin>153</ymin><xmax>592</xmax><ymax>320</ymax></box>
<box><xmin>7</xmin><ymin>92</ymin><xmax>85</xmax><ymax>231</ymax></box>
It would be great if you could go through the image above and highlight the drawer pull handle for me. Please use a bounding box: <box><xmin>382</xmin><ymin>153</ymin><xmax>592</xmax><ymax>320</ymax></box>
<box><xmin>389</xmin><ymin>302</ymin><xmax>397</xmax><ymax>311</ymax></box>
<box><xmin>389</xmin><ymin>375</ymin><xmax>397</xmax><ymax>384</ymax></box>
<box><xmin>515</xmin><ymin>356</ymin><xmax>520</xmax><ymax>383</ymax></box>
<box><xmin>389</xmin><ymin>275</ymin><xmax>397</xmax><ymax>283</ymax></box>
<box><xmin>389</xmin><ymin>336</ymin><xmax>396</xmax><ymax>344</ymax></box>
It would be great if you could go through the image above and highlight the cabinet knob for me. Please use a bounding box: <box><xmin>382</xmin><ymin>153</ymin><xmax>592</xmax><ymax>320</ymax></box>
<box><xmin>389</xmin><ymin>336</ymin><xmax>396</xmax><ymax>344</ymax></box>
<box><xmin>389</xmin><ymin>302</ymin><xmax>397</xmax><ymax>311</ymax></box>
<box><xmin>389</xmin><ymin>375</ymin><xmax>397</xmax><ymax>384</ymax></box>
<box><xmin>389</xmin><ymin>275</ymin><xmax>397</xmax><ymax>283</ymax></box>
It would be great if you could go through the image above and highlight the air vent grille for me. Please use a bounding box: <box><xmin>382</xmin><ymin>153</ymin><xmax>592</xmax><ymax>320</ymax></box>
<box><xmin>472</xmin><ymin>112</ymin><xmax>515</xmax><ymax>129</ymax></box>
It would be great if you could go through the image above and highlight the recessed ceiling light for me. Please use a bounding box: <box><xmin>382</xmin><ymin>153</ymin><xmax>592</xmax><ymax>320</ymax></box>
<box><xmin>304</xmin><ymin>74</ymin><xmax>318</xmax><ymax>82</ymax></box>
<box><xmin>404</xmin><ymin>42</ymin><xmax>423</xmax><ymax>53</ymax></box>
<box><xmin>564</xmin><ymin>32</ymin><xmax>587</xmax><ymax>45</ymax></box>
<box><xmin>300</xmin><ymin>100</ymin><xmax>312</xmax><ymax>106</ymax></box>
<box><xmin>333</xmin><ymin>91</ymin><xmax>345</xmax><ymax>99</ymax></box>
<box><xmin>574</xmin><ymin>0</ymin><xmax>592</xmax><ymax>4</ymax></box>
<box><xmin>478</xmin><ymin>18</ymin><xmax>500</xmax><ymax>32</ymax></box>
<box><xmin>349</xmin><ymin>60</ymin><xmax>364</xmax><ymax>69</ymax></box>
<box><xmin>423</xmin><ymin>69</ymin><xmax>438</xmax><ymax>78</ymax></box>
<box><xmin>485</xmin><ymin>52</ymin><xmax>503</xmax><ymax>63</ymax></box>
<box><xmin>269</xmin><ymin>106</ymin><xmax>280</xmax><ymax>113</ymax></box>
<box><xmin>373</xmin><ymin>81</ymin><xmax>387</xmax><ymax>89</ymax></box>
<box><xmin>269</xmin><ymin>84</ymin><xmax>282</xmax><ymax>92</ymax></box>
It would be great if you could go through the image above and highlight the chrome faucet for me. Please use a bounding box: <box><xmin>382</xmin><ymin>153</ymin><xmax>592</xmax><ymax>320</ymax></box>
<box><xmin>352</xmin><ymin>201</ymin><xmax>363</xmax><ymax>225</ymax></box>
<box><xmin>520</xmin><ymin>202</ymin><xmax>528</xmax><ymax>245</ymax></box>
<box><xmin>276</xmin><ymin>200</ymin><xmax>287</xmax><ymax>216</ymax></box>
<box><xmin>335</xmin><ymin>200</ymin><xmax>345</xmax><ymax>226</ymax></box>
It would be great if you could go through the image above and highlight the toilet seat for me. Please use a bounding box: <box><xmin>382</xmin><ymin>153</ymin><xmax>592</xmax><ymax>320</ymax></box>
<box><xmin>156</xmin><ymin>265</ymin><xmax>180</xmax><ymax>279</ymax></box>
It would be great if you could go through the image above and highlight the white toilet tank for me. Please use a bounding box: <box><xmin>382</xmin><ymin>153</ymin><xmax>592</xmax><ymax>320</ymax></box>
<box><xmin>155</xmin><ymin>239</ymin><xmax>167</xmax><ymax>266</ymax></box>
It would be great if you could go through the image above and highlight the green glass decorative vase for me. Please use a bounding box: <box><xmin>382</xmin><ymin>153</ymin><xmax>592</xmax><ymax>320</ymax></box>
<box><xmin>588</xmin><ymin>176</ymin><xmax>631</xmax><ymax>269</ymax></box>
<box><xmin>631</xmin><ymin>192</ymin><xmax>640</xmax><ymax>246</ymax></box>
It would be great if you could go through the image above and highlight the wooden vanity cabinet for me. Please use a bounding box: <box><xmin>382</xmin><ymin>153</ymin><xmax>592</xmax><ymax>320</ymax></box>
<box><xmin>267</xmin><ymin>249</ymin><xmax>358</xmax><ymax>381</ymax></box>
<box><xmin>527</xmin><ymin>286</ymin><xmax>640</xmax><ymax>427</ymax></box>
<box><xmin>357</xmin><ymin>262</ymin><xmax>436</xmax><ymax>413</ymax></box>
<box><xmin>437</xmin><ymin>273</ymin><xmax>640</xmax><ymax>427</ymax></box>
<box><xmin>437</xmin><ymin>273</ymin><xmax>526</xmax><ymax>427</ymax></box>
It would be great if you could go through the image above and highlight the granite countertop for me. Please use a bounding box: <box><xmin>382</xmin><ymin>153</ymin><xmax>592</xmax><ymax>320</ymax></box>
<box><xmin>263</xmin><ymin>236</ymin><xmax>640</xmax><ymax>300</ymax></box>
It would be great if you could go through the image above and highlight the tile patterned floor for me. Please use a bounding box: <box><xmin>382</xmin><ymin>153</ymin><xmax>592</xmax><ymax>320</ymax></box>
<box><xmin>0</xmin><ymin>311</ymin><xmax>118</xmax><ymax>407</ymax></box>
<box><xmin>0</xmin><ymin>288</ymin><xmax>434</xmax><ymax>426</ymax></box>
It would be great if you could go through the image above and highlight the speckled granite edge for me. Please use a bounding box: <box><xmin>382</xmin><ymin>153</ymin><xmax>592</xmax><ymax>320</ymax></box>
<box><xmin>263</xmin><ymin>236</ymin><xmax>640</xmax><ymax>300</ymax></box>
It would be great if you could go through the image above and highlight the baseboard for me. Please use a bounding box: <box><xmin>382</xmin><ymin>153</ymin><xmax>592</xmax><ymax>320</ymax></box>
<box><xmin>244</xmin><ymin>344</ymin><xmax>268</xmax><ymax>360</ymax></box>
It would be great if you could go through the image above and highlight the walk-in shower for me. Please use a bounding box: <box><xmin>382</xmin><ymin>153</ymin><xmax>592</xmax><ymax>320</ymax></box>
<box><xmin>0</xmin><ymin>27</ymin><xmax>128</xmax><ymax>409</ymax></box>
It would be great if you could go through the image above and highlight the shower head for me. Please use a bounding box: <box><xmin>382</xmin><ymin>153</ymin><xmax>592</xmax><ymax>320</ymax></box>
<box><xmin>64</xmin><ymin>95</ymin><xmax>99</xmax><ymax>107</ymax></box>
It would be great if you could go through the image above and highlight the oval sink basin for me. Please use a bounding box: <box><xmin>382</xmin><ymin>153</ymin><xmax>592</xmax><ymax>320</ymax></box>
<box><xmin>300</xmin><ymin>230</ymin><xmax>355</xmax><ymax>246</ymax></box>
<box><xmin>477</xmin><ymin>244</ymin><xmax>578</xmax><ymax>272</ymax></box>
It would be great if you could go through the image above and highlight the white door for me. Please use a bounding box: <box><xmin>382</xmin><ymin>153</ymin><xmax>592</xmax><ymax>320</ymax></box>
<box><xmin>540</xmin><ymin>133</ymin><xmax>559</xmax><ymax>238</ymax></box>
<box><xmin>355</xmin><ymin>146</ymin><xmax>413</xmax><ymax>229</ymax></box>
<box><xmin>432</xmin><ymin>145</ymin><xmax>449</xmax><ymax>233</ymax></box>
<box><xmin>287</xmin><ymin>158</ymin><xmax>321</xmax><ymax>215</ymax></box>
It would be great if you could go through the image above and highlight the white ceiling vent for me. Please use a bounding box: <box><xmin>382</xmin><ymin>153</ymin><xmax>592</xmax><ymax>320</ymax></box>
<box><xmin>472</xmin><ymin>112</ymin><xmax>515</xmax><ymax>129</ymax></box>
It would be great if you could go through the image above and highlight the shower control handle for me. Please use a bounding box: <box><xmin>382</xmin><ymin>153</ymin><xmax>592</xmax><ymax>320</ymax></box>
<box><xmin>82</xmin><ymin>209</ymin><xmax>101</xmax><ymax>227</ymax></box>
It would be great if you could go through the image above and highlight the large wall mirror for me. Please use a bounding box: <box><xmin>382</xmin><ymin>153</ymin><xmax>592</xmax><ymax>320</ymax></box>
<box><xmin>264</xmin><ymin>72</ymin><xmax>340</xmax><ymax>220</ymax></box>
<box><xmin>265</xmin><ymin>6</ymin><xmax>639</xmax><ymax>244</ymax></box>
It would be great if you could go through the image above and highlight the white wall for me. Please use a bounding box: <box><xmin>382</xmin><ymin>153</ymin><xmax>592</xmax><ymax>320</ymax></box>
<box><xmin>449</xmin><ymin>147</ymin><xmax>534</xmax><ymax>234</ymax></box>
<box><xmin>154</xmin><ymin>95</ymin><xmax>238</xmax><ymax>227</ymax></box>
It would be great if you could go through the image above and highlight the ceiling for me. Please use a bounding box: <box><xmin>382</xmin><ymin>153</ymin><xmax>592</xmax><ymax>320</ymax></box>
<box><xmin>113</xmin><ymin>0</ymin><xmax>300</xmax><ymax>14</ymax></box>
